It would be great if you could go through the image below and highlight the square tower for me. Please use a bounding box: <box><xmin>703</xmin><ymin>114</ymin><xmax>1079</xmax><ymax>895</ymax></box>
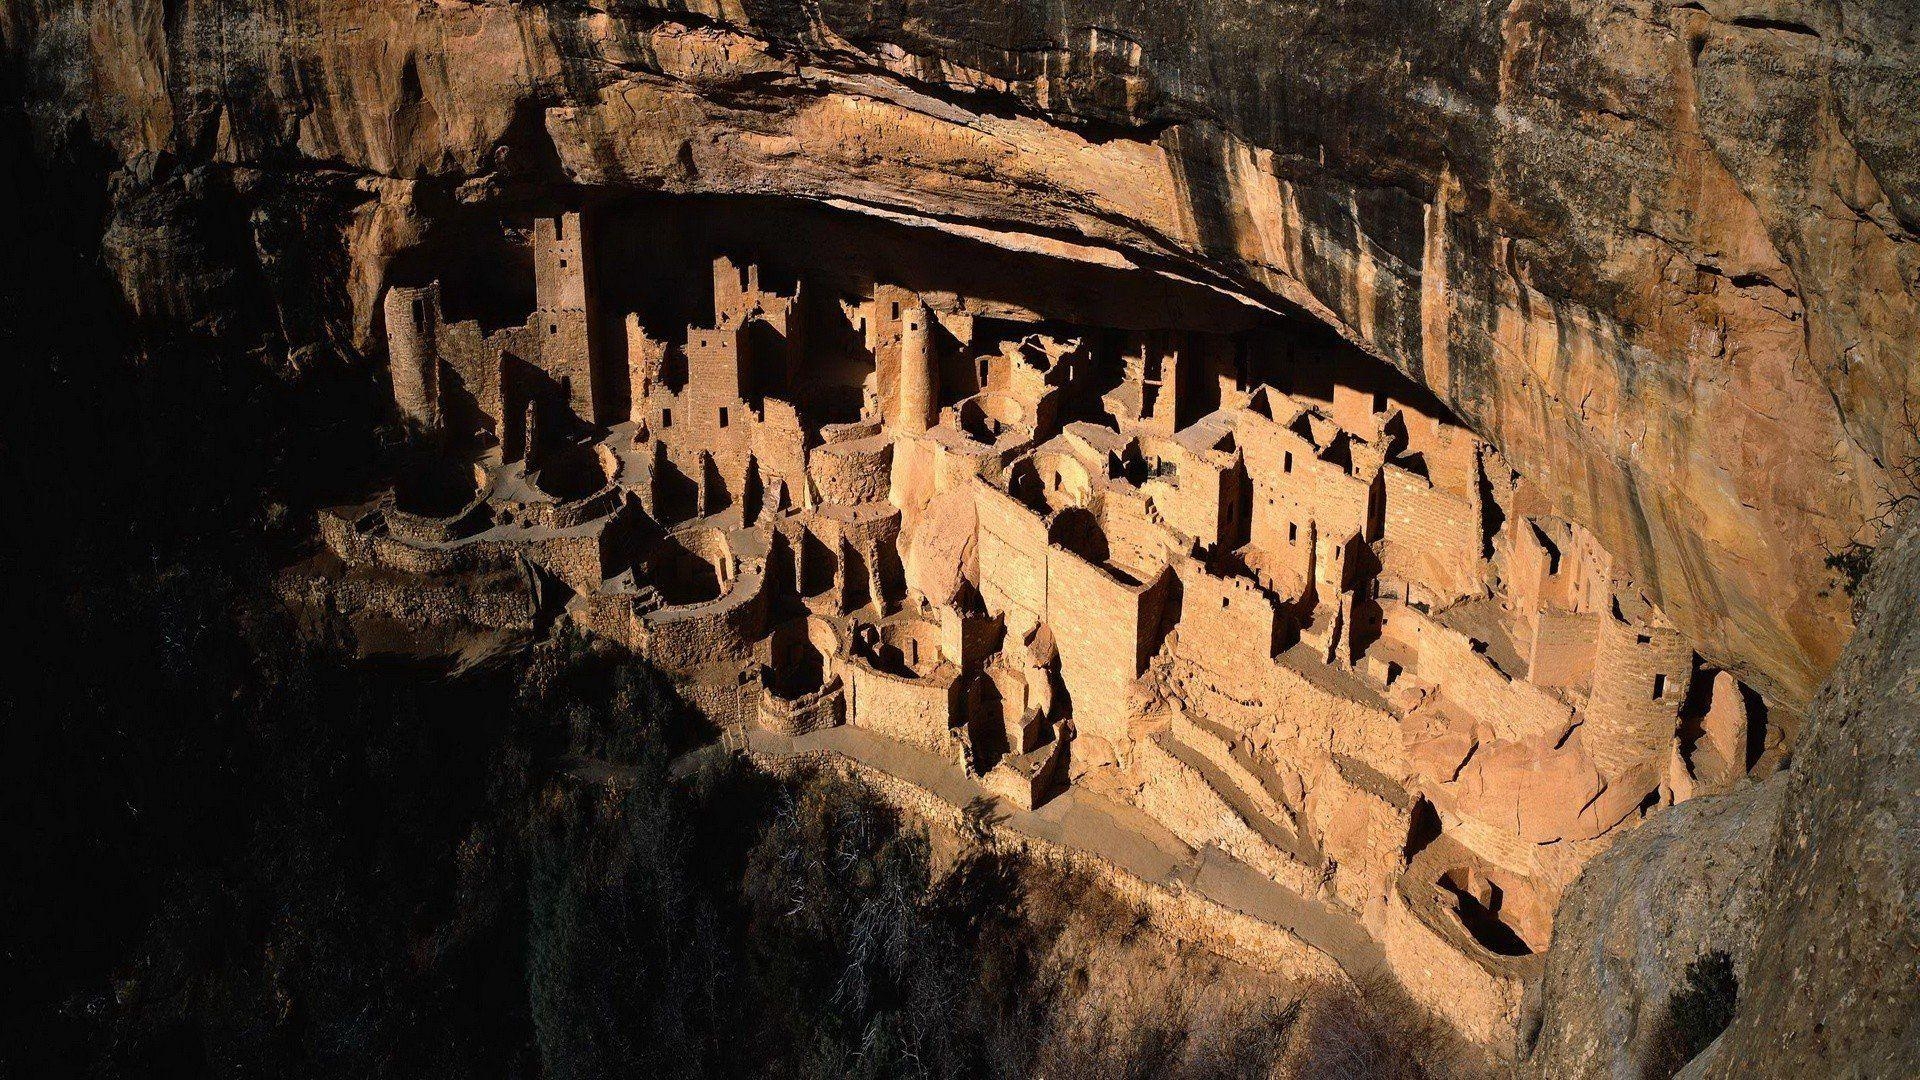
<box><xmin>531</xmin><ymin>212</ymin><xmax>599</xmax><ymax>422</ymax></box>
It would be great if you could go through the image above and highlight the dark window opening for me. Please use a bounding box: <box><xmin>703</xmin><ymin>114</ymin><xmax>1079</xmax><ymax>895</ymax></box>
<box><xmin>1654</xmin><ymin>673</ymin><xmax>1668</xmax><ymax>699</ymax></box>
<box><xmin>661</xmin><ymin>408</ymin><xmax>672</xmax><ymax>429</ymax></box>
<box><xmin>1405</xmin><ymin>799</ymin><xmax>1442</xmax><ymax>862</ymax></box>
<box><xmin>718</xmin><ymin>407</ymin><xmax>730</xmax><ymax>428</ymax></box>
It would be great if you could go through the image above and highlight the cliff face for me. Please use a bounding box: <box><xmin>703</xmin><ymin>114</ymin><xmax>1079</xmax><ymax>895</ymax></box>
<box><xmin>8</xmin><ymin>0</ymin><xmax>1915</xmax><ymax>710</ymax></box>
<box><xmin>1529</xmin><ymin>504</ymin><xmax>1920</xmax><ymax>1078</ymax></box>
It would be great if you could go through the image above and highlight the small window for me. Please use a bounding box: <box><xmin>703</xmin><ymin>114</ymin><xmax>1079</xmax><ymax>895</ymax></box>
<box><xmin>891</xmin><ymin>302</ymin><xmax>901</xmax><ymax>319</ymax></box>
<box><xmin>1636</xmin><ymin>633</ymin><xmax>1651</xmax><ymax>645</ymax></box>
<box><xmin>1288</xmin><ymin>523</ymin><xmax>1298</xmax><ymax>543</ymax></box>
<box><xmin>1373</xmin><ymin>391</ymin><xmax>1388</xmax><ymax>413</ymax></box>
<box><xmin>661</xmin><ymin>408</ymin><xmax>672</xmax><ymax>429</ymax></box>
<box><xmin>549</xmin><ymin>323</ymin><xmax>558</xmax><ymax>335</ymax></box>
<box><xmin>908</xmin><ymin>320</ymin><xmax>919</xmax><ymax>331</ymax></box>
<box><xmin>554</xmin><ymin>217</ymin><xmax>565</xmax><ymax>240</ymax></box>
<box><xmin>979</xmin><ymin>359</ymin><xmax>990</xmax><ymax>384</ymax></box>
<box><xmin>411</xmin><ymin>297</ymin><xmax>427</xmax><ymax>332</ymax></box>
<box><xmin>909</xmin><ymin>640</ymin><xmax>919</xmax><ymax>666</ymax></box>
<box><xmin>559</xmin><ymin>258</ymin><xmax>567</xmax><ymax>269</ymax></box>
<box><xmin>1652</xmin><ymin>673</ymin><xmax>1667</xmax><ymax>699</ymax></box>
<box><xmin>1284</xmin><ymin>451</ymin><xmax>1293</xmax><ymax>473</ymax></box>
<box><xmin>718</xmin><ymin>407</ymin><xmax>729</xmax><ymax>428</ymax></box>
<box><xmin>1220</xmin><ymin>597</ymin><xmax>1230</xmax><ymax>609</ymax></box>
<box><xmin>1052</xmin><ymin>473</ymin><xmax>1062</xmax><ymax>491</ymax></box>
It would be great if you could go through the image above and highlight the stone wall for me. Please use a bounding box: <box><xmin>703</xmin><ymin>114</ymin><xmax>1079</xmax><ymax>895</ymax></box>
<box><xmin>1584</xmin><ymin>615</ymin><xmax>1693</xmax><ymax>780</ymax></box>
<box><xmin>1383</xmin><ymin>603</ymin><xmax>1575</xmax><ymax>744</ymax></box>
<box><xmin>844</xmin><ymin>660</ymin><xmax>961</xmax><ymax>760</ymax></box>
<box><xmin>1379</xmin><ymin>462</ymin><xmax>1485</xmax><ymax>605</ymax></box>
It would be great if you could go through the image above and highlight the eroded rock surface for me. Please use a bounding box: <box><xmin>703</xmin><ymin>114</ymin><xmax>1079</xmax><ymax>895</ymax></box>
<box><xmin>1530</xmin><ymin>506</ymin><xmax>1920</xmax><ymax>1077</ymax></box>
<box><xmin>1699</xmin><ymin>506</ymin><xmax>1920</xmax><ymax>1076</ymax></box>
<box><xmin>1523</xmin><ymin>770</ymin><xmax>1787</xmax><ymax>1076</ymax></box>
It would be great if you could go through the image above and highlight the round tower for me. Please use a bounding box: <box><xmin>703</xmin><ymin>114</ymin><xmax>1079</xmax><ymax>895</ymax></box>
<box><xmin>383</xmin><ymin>283</ymin><xmax>441</xmax><ymax>430</ymax></box>
<box><xmin>896</xmin><ymin>300</ymin><xmax>937</xmax><ymax>435</ymax></box>
<box><xmin>1585</xmin><ymin>609</ymin><xmax>1692</xmax><ymax>779</ymax></box>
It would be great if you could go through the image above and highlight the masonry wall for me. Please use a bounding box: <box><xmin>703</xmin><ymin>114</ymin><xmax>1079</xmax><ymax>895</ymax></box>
<box><xmin>1098</xmin><ymin>493</ymin><xmax>1171</xmax><ymax>579</ymax></box>
<box><xmin>637</xmin><ymin>568</ymin><xmax>770</xmax><ymax>670</ymax></box>
<box><xmin>1175</xmin><ymin>561</ymin><xmax>1277</xmax><ymax>673</ymax></box>
<box><xmin>1584</xmin><ymin>616</ymin><xmax>1692</xmax><ymax>778</ymax></box>
<box><xmin>1237</xmin><ymin>410</ymin><xmax>1371</xmax><ymax>568</ymax></box>
<box><xmin>975</xmin><ymin>481</ymin><xmax>1050</xmax><ymax>627</ymax></box>
<box><xmin>810</xmin><ymin>428</ymin><xmax>893</xmax><ymax>506</ymax></box>
<box><xmin>436</xmin><ymin>319</ymin><xmax>507</xmax><ymax>439</ymax></box>
<box><xmin>384</xmin><ymin>284</ymin><xmax>440</xmax><ymax>428</ymax></box>
<box><xmin>1142</xmin><ymin>451</ymin><xmax>1235</xmax><ymax>549</ymax></box>
<box><xmin>751</xmin><ymin>399</ymin><xmax>810</xmax><ymax>506</ymax></box>
<box><xmin>1045</xmin><ymin>547</ymin><xmax>1159</xmax><ymax>746</ymax></box>
<box><xmin>1509</xmin><ymin>516</ymin><xmax>1613</xmax><ymax>646</ymax></box>
<box><xmin>1528</xmin><ymin>610</ymin><xmax>1599</xmax><ymax>688</ymax></box>
<box><xmin>1380</xmin><ymin>463</ymin><xmax>1485</xmax><ymax>605</ymax></box>
<box><xmin>846</xmin><ymin>662</ymin><xmax>960</xmax><ymax>759</ymax></box>
<box><xmin>1382</xmin><ymin>603</ymin><xmax>1576</xmax><ymax>743</ymax></box>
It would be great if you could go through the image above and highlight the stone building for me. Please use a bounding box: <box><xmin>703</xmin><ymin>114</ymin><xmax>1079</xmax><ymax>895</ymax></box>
<box><xmin>335</xmin><ymin>210</ymin><xmax>1771</xmax><ymax>1050</ymax></box>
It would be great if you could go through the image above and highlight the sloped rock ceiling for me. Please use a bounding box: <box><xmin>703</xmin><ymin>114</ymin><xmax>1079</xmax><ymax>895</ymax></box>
<box><xmin>6</xmin><ymin>0</ymin><xmax>1916</xmax><ymax>707</ymax></box>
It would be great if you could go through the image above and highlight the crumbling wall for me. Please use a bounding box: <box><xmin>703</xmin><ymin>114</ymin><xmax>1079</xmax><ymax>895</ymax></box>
<box><xmin>1175</xmin><ymin>561</ymin><xmax>1278</xmax><ymax>672</ymax></box>
<box><xmin>1585</xmin><ymin>616</ymin><xmax>1692</xmax><ymax>779</ymax></box>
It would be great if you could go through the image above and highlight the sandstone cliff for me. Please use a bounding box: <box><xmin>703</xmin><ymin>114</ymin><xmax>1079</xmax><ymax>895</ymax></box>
<box><xmin>1529</xmin><ymin>504</ymin><xmax>1919</xmax><ymax>1077</ymax></box>
<box><xmin>7</xmin><ymin>0</ymin><xmax>1915</xmax><ymax>711</ymax></box>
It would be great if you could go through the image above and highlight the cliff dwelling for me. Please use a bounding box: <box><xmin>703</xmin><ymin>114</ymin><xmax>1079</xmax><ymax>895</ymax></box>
<box><xmin>16</xmin><ymin>0</ymin><xmax>1920</xmax><ymax>1071</ymax></box>
<box><xmin>310</xmin><ymin>195</ymin><xmax>1785</xmax><ymax>1041</ymax></box>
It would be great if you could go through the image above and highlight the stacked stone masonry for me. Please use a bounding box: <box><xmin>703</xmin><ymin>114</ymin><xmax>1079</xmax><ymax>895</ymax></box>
<box><xmin>328</xmin><ymin>207</ymin><xmax>1788</xmax><ymax>1052</ymax></box>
